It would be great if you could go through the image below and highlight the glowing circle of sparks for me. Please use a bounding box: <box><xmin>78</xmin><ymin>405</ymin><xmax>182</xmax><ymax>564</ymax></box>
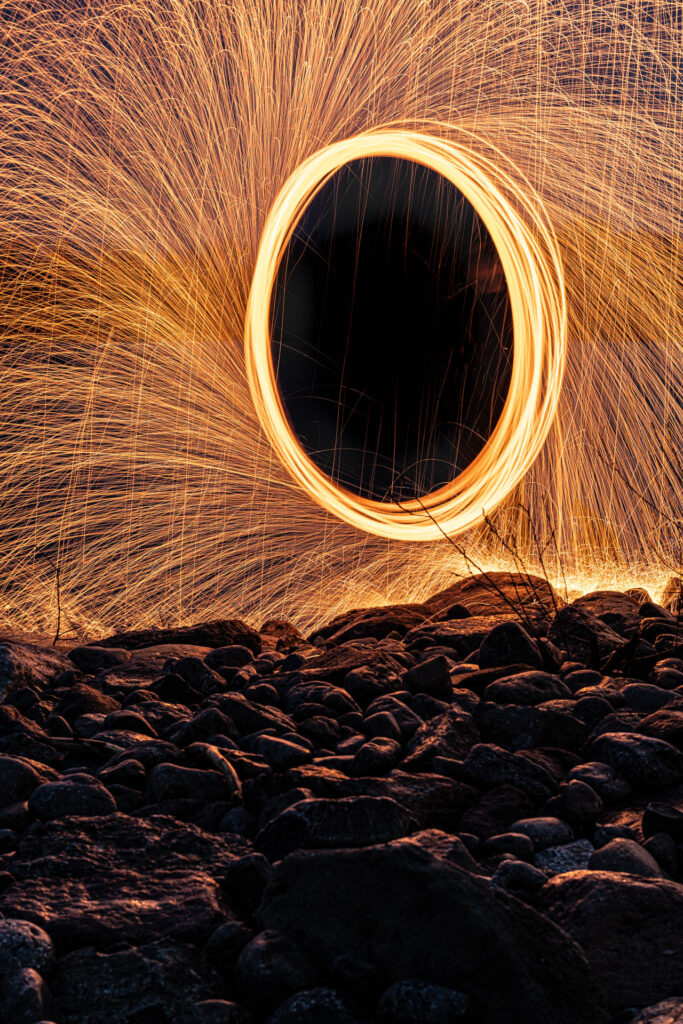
<box><xmin>245</xmin><ymin>128</ymin><xmax>567</xmax><ymax>541</ymax></box>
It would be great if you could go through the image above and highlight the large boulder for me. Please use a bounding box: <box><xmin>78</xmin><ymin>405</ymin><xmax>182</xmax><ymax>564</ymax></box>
<box><xmin>0</xmin><ymin>813</ymin><xmax>249</xmax><ymax>951</ymax></box>
<box><xmin>537</xmin><ymin>870</ymin><xmax>683</xmax><ymax>1010</ymax></box>
<box><xmin>50</xmin><ymin>940</ymin><xmax>216</xmax><ymax>1024</ymax></box>
<box><xmin>311</xmin><ymin>604</ymin><xmax>429</xmax><ymax>646</ymax></box>
<box><xmin>587</xmin><ymin>732</ymin><xmax>683</xmax><ymax>791</ymax></box>
<box><xmin>548</xmin><ymin>605</ymin><xmax>627</xmax><ymax>668</ymax></box>
<box><xmin>255</xmin><ymin>796</ymin><xmax>416</xmax><ymax>862</ymax></box>
<box><xmin>630</xmin><ymin>999</ymin><xmax>683</xmax><ymax>1023</ymax></box>
<box><xmin>93</xmin><ymin>619</ymin><xmax>262</xmax><ymax>654</ymax></box>
<box><xmin>423</xmin><ymin>572</ymin><xmax>561</xmax><ymax>620</ymax></box>
<box><xmin>404</xmin><ymin>616</ymin><xmax>523</xmax><ymax>658</ymax></box>
<box><xmin>0</xmin><ymin>641</ymin><xmax>71</xmax><ymax>702</ymax></box>
<box><xmin>259</xmin><ymin>842</ymin><xmax>607</xmax><ymax>1024</ymax></box>
<box><xmin>294</xmin><ymin>646</ymin><xmax>408</xmax><ymax>687</ymax></box>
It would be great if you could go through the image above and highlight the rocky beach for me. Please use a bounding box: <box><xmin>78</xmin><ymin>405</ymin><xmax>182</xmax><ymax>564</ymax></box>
<box><xmin>1</xmin><ymin>571</ymin><xmax>683</xmax><ymax>1024</ymax></box>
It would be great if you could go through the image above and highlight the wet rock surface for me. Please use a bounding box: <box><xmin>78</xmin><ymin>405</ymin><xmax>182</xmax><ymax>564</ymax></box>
<box><xmin>0</xmin><ymin>579</ymin><xmax>680</xmax><ymax>1022</ymax></box>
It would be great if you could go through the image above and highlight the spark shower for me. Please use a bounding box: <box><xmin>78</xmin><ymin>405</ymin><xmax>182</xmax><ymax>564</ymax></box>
<box><xmin>0</xmin><ymin>0</ymin><xmax>681</xmax><ymax>634</ymax></box>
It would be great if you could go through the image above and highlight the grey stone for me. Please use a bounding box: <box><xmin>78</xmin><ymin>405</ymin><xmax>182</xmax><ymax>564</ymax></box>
<box><xmin>536</xmin><ymin>839</ymin><xmax>595</xmax><ymax>874</ymax></box>
<box><xmin>0</xmin><ymin>917</ymin><xmax>54</xmax><ymax>971</ymax></box>
<box><xmin>376</xmin><ymin>979</ymin><xmax>469</xmax><ymax>1023</ymax></box>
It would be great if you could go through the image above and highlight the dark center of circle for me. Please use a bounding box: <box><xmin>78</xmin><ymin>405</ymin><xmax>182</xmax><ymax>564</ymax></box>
<box><xmin>270</xmin><ymin>156</ymin><xmax>513</xmax><ymax>502</ymax></box>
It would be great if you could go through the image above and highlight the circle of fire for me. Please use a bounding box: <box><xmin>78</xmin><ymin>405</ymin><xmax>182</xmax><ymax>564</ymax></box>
<box><xmin>246</xmin><ymin>128</ymin><xmax>567</xmax><ymax>541</ymax></box>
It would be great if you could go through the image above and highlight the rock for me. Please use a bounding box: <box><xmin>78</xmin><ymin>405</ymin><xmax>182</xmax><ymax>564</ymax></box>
<box><xmin>402</xmin><ymin>656</ymin><xmax>453</xmax><ymax>700</ymax></box>
<box><xmin>365</xmin><ymin>698</ymin><xmax>422</xmax><ymax>738</ymax></box>
<box><xmin>260</xmin><ymin>843</ymin><xmax>607</xmax><ymax>1024</ymax></box>
<box><xmin>350</xmin><ymin>738</ymin><xmax>401</xmax><ymax>776</ymax></box>
<box><xmin>537</xmin><ymin>870</ymin><xmax>683</xmax><ymax>1010</ymax></box>
<box><xmin>221</xmin><ymin>853</ymin><xmax>271</xmax><ymax>917</ymax></box>
<box><xmin>642</xmin><ymin>802</ymin><xmax>683</xmax><ymax>842</ymax></box>
<box><xmin>481</xmin><ymin>831</ymin><xmax>535</xmax><ymax>861</ymax></box>
<box><xmin>256</xmin><ymin>735</ymin><xmax>310</xmax><ymax>770</ymax></box>
<box><xmin>0</xmin><ymin>642</ymin><xmax>70</xmax><ymax>702</ymax></box>
<box><xmin>478</xmin><ymin>622</ymin><xmax>544</xmax><ymax>670</ymax></box>
<box><xmin>489</xmin><ymin>858</ymin><xmax>547</xmax><ymax>896</ymax></box>
<box><xmin>50</xmin><ymin>683</ymin><xmax>120</xmax><ymax>721</ymax></box>
<box><xmin>535</xmin><ymin>839</ymin><xmax>595</xmax><ymax>874</ymax></box>
<box><xmin>313</xmin><ymin>604</ymin><xmax>428</xmax><ymax>646</ymax></box>
<box><xmin>457</xmin><ymin>744</ymin><xmax>556</xmax><ymax>802</ymax></box>
<box><xmin>573</xmin><ymin>590</ymin><xmax>641</xmax><ymax>620</ymax></box>
<box><xmin>567</xmin><ymin>761</ymin><xmax>631</xmax><ymax>804</ymax></box>
<box><xmin>411</xmin><ymin>694</ymin><xmax>449</xmax><ymax>720</ymax></box>
<box><xmin>339</xmin><ymin>771</ymin><xmax>468</xmax><ymax>834</ymax></box>
<box><xmin>213</xmin><ymin>693</ymin><xmax>295</xmax><ymax>736</ymax></box>
<box><xmin>643</xmin><ymin>832</ymin><xmax>679</xmax><ymax>877</ymax></box>
<box><xmin>587</xmin><ymin>733</ymin><xmax>683</xmax><ymax>790</ymax></box>
<box><xmin>483</xmin><ymin>670</ymin><xmax>571</xmax><ymax>705</ymax></box>
<box><xmin>639</xmin><ymin>709</ymin><xmax>683</xmax><ymax>750</ymax></box>
<box><xmin>376</xmin><ymin>979</ymin><xmax>469</xmax><ymax>1023</ymax></box>
<box><xmin>341</xmin><ymin>668</ymin><xmax>396</xmax><ymax>707</ymax></box>
<box><xmin>560</xmin><ymin>779</ymin><xmax>604</xmax><ymax>824</ymax></box>
<box><xmin>170</xmin><ymin>707</ymin><xmax>237</xmax><ymax>746</ymax></box>
<box><xmin>661</xmin><ymin>577</ymin><xmax>682</xmax><ymax>615</ymax></box>
<box><xmin>190</xmin><ymin>744</ymin><xmax>243</xmax><ymax>800</ymax></box>
<box><xmin>588</xmin><ymin>837</ymin><xmax>665</xmax><ymax>877</ymax></box>
<box><xmin>548</xmin><ymin>606</ymin><xmax>627</xmax><ymax>668</ymax></box>
<box><xmin>650</xmin><ymin>660</ymin><xmax>683</xmax><ymax>690</ymax></box>
<box><xmin>0</xmin><ymin>754</ymin><xmax>48</xmax><ymax>806</ymax></box>
<box><xmin>459</xmin><ymin>785</ymin><xmax>534</xmax><ymax>840</ymax></box>
<box><xmin>50</xmin><ymin>940</ymin><xmax>216</xmax><ymax>1023</ymax></box>
<box><xmin>630</xmin><ymin>998</ymin><xmax>683</xmax><ymax>1023</ymax></box>
<box><xmin>165</xmin><ymin>656</ymin><xmax>225</xmax><ymax>694</ymax></box>
<box><xmin>510</xmin><ymin>817</ymin><xmax>574</xmax><ymax>849</ymax></box>
<box><xmin>424</xmin><ymin>572</ymin><xmax>561</xmax><ymax>620</ymax></box>
<box><xmin>295</xmin><ymin>646</ymin><xmax>407</xmax><ymax>688</ymax></box>
<box><xmin>204</xmin><ymin>645</ymin><xmax>254</xmax><ymax>670</ymax></box>
<box><xmin>205</xmin><ymin>918</ymin><xmax>252</xmax><ymax>967</ymax></box>
<box><xmin>266</xmin><ymin>987</ymin><xmax>356</xmax><ymax>1024</ymax></box>
<box><xmin>363</xmin><ymin>711</ymin><xmax>402</xmax><ymax>741</ymax></box>
<box><xmin>236</xmin><ymin>930</ymin><xmax>319</xmax><ymax>1012</ymax></box>
<box><xmin>29</xmin><ymin>778</ymin><xmax>117</xmax><ymax>821</ymax></box>
<box><xmin>195</xmin><ymin>1000</ymin><xmax>252</xmax><ymax>1024</ymax></box>
<box><xmin>0</xmin><ymin>917</ymin><xmax>54</xmax><ymax>971</ymax></box>
<box><xmin>402</xmin><ymin>707</ymin><xmax>479</xmax><ymax>771</ymax></box>
<box><xmin>475</xmin><ymin>701</ymin><xmax>586</xmax><ymax>751</ymax></box>
<box><xmin>574</xmin><ymin>695</ymin><xmax>613</xmax><ymax>724</ymax></box>
<box><xmin>0</xmin><ymin>814</ymin><xmax>248</xmax><ymax>951</ymax></box>
<box><xmin>68</xmin><ymin>646</ymin><xmax>131</xmax><ymax>674</ymax></box>
<box><xmin>0</xmin><ymin>966</ymin><xmax>54</xmax><ymax>1024</ymax></box>
<box><xmin>95</xmin><ymin>619</ymin><xmax>262</xmax><ymax>653</ymax></box>
<box><xmin>621</xmin><ymin>683</ymin><xmax>675</xmax><ymax>713</ymax></box>
<box><xmin>254</xmin><ymin>796</ymin><xmax>416</xmax><ymax>861</ymax></box>
<box><xmin>395</xmin><ymin>829</ymin><xmax>484</xmax><ymax>875</ymax></box>
<box><xmin>284</xmin><ymin>681</ymin><xmax>361</xmax><ymax>717</ymax></box>
<box><xmin>405</xmin><ymin>616</ymin><xmax>520</xmax><ymax>658</ymax></box>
